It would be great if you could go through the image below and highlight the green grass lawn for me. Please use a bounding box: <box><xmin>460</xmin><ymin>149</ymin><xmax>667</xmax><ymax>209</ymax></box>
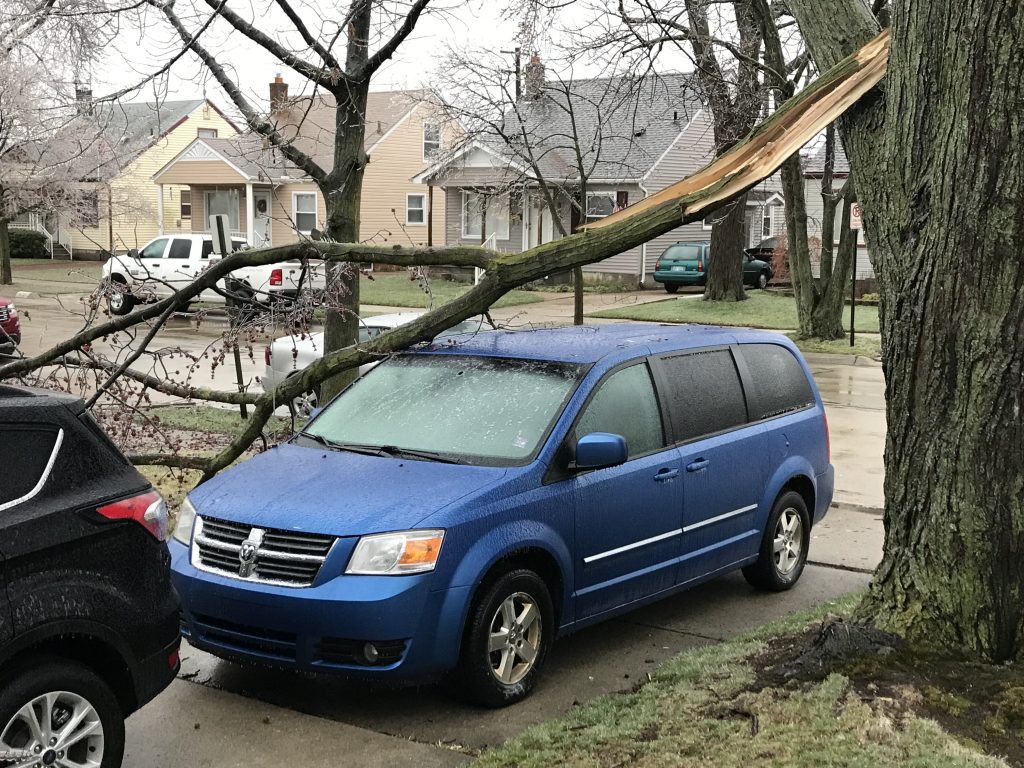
<box><xmin>136</xmin><ymin>404</ymin><xmax>294</xmax><ymax>437</ymax></box>
<box><xmin>590</xmin><ymin>292</ymin><xmax>880</xmax><ymax>333</ymax></box>
<box><xmin>361</xmin><ymin>273</ymin><xmax>542</xmax><ymax>309</ymax></box>
<box><xmin>476</xmin><ymin>594</ymin><xmax>1002</xmax><ymax>768</ymax></box>
<box><xmin>11</xmin><ymin>260</ymin><xmax>103</xmax><ymax>283</ymax></box>
<box><xmin>788</xmin><ymin>334</ymin><xmax>881</xmax><ymax>359</ymax></box>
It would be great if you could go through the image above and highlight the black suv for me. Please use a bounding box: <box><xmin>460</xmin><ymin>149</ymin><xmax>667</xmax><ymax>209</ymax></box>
<box><xmin>0</xmin><ymin>385</ymin><xmax>179</xmax><ymax>768</ymax></box>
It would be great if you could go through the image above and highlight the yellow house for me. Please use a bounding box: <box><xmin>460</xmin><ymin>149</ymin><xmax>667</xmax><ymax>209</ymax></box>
<box><xmin>152</xmin><ymin>83</ymin><xmax>446</xmax><ymax>249</ymax></box>
<box><xmin>56</xmin><ymin>99</ymin><xmax>239</xmax><ymax>257</ymax></box>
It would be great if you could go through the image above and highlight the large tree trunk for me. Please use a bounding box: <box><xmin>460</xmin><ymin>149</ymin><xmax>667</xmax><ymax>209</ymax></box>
<box><xmin>704</xmin><ymin>194</ymin><xmax>748</xmax><ymax>302</ymax></box>
<box><xmin>0</xmin><ymin>219</ymin><xmax>11</xmax><ymax>286</ymax></box>
<box><xmin>791</xmin><ymin>0</ymin><xmax>1024</xmax><ymax>660</ymax></box>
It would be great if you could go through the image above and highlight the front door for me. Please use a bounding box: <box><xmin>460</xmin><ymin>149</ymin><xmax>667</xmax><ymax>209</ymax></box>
<box><xmin>653</xmin><ymin>348</ymin><xmax>768</xmax><ymax>581</ymax></box>
<box><xmin>527</xmin><ymin>196</ymin><xmax>560</xmax><ymax>249</ymax></box>
<box><xmin>566</xmin><ymin>362</ymin><xmax>682</xmax><ymax>620</ymax></box>
<box><xmin>253</xmin><ymin>189</ymin><xmax>272</xmax><ymax>247</ymax></box>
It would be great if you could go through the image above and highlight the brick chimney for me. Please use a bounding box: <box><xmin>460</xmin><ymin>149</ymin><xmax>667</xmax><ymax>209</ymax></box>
<box><xmin>523</xmin><ymin>55</ymin><xmax>545</xmax><ymax>100</ymax></box>
<box><xmin>269</xmin><ymin>74</ymin><xmax>289</xmax><ymax>114</ymax></box>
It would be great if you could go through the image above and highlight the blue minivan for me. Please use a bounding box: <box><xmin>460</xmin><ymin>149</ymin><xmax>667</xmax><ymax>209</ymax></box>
<box><xmin>170</xmin><ymin>324</ymin><xmax>833</xmax><ymax>706</ymax></box>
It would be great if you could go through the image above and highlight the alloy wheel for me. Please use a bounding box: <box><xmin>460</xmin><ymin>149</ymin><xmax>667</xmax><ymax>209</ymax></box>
<box><xmin>1</xmin><ymin>690</ymin><xmax>105</xmax><ymax>767</ymax></box>
<box><xmin>773</xmin><ymin>507</ymin><xmax>803</xmax><ymax>575</ymax></box>
<box><xmin>488</xmin><ymin>592</ymin><xmax>542</xmax><ymax>685</ymax></box>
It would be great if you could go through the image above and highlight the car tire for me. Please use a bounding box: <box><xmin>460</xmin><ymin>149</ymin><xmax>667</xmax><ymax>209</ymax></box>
<box><xmin>664</xmin><ymin>284</ymin><xmax>680</xmax><ymax>294</ymax></box>
<box><xmin>0</xmin><ymin>656</ymin><xmax>125</xmax><ymax>768</ymax></box>
<box><xmin>742</xmin><ymin>490</ymin><xmax>811</xmax><ymax>591</ymax></box>
<box><xmin>454</xmin><ymin>568</ymin><xmax>554</xmax><ymax>708</ymax></box>
<box><xmin>757</xmin><ymin>271</ymin><xmax>769</xmax><ymax>289</ymax></box>
<box><xmin>106</xmin><ymin>277</ymin><xmax>136</xmax><ymax>316</ymax></box>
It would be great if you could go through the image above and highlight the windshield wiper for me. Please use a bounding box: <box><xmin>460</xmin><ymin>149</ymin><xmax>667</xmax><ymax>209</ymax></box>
<box><xmin>296</xmin><ymin>432</ymin><xmax>382</xmax><ymax>456</ymax></box>
<box><xmin>374</xmin><ymin>445</ymin><xmax>467</xmax><ymax>464</ymax></box>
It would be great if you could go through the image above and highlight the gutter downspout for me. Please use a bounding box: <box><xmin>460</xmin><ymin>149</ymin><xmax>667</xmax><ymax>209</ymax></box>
<box><xmin>637</xmin><ymin>180</ymin><xmax>650</xmax><ymax>288</ymax></box>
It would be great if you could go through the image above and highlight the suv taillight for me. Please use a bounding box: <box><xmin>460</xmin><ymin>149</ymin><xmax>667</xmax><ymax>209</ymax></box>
<box><xmin>264</xmin><ymin>345</ymin><xmax>272</xmax><ymax>366</ymax></box>
<box><xmin>97</xmin><ymin>490</ymin><xmax>168</xmax><ymax>540</ymax></box>
<box><xmin>270</xmin><ymin>268</ymin><xmax>283</xmax><ymax>286</ymax></box>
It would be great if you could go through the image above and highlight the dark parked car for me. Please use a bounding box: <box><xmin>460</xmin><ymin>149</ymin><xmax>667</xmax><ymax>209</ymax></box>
<box><xmin>0</xmin><ymin>385</ymin><xmax>180</xmax><ymax>767</ymax></box>
<box><xmin>0</xmin><ymin>297</ymin><xmax>20</xmax><ymax>354</ymax></box>
<box><xmin>653</xmin><ymin>242</ymin><xmax>773</xmax><ymax>292</ymax></box>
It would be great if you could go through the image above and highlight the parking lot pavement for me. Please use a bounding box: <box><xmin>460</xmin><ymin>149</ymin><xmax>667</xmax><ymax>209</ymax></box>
<box><xmin>152</xmin><ymin>564</ymin><xmax>869</xmax><ymax>762</ymax></box>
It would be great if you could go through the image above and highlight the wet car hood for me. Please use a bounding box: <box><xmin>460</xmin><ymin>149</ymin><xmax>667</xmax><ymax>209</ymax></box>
<box><xmin>189</xmin><ymin>442</ymin><xmax>507</xmax><ymax>536</ymax></box>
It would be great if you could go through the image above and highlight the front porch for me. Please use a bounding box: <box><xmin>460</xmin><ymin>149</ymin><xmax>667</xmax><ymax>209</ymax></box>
<box><xmin>158</xmin><ymin>183</ymin><xmax>275</xmax><ymax>247</ymax></box>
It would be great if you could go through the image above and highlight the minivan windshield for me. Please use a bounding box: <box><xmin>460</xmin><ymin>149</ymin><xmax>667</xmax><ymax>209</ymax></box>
<box><xmin>302</xmin><ymin>355</ymin><xmax>582</xmax><ymax>464</ymax></box>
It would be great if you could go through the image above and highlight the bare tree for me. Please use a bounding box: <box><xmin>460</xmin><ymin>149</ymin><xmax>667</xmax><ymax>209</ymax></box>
<box><xmin>433</xmin><ymin>49</ymin><xmax>667</xmax><ymax>322</ymax></box>
<box><xmin>148</xmin><ymin>0</ymin><xmax>444</xmax><ymax>400</ymax></box>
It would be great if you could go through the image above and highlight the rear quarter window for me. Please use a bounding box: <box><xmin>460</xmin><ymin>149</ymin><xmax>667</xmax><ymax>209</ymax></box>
<box><xmin>0</xmin><ymin>425</ymin><xmax>61</xmax><ymax>508</ymax></box>
<box><xmin>740</xmin><ymin>344</ymin><xmax>815</xmax><ymax>420</ymax></box>
<box><xmin>656</xmin><ymin>349</ymin><xmax>747</xmax><ymax>442</ymax></box>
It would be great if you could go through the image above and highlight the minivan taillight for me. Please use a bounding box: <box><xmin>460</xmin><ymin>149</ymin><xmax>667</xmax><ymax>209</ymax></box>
<box><xmin>824</xmin><ymin>412</ymin><xmax>831</xmax><ymax>464</ymax></box>
<box><xmin>270</xmin><ymin>268</ymin><xmax>283</xmax><ymax>286</ymax></box>
<box><xmin>264</xmin><ymin>345</ymin><xmax>272</xmax><ymax>366</ymax></box>
<box><xmin>655</xmin><ymin>260</ymin><xmax>662</xmax><ymax>270</ymax></box>
<box><xmin>97</xmin><ymin>490</ymin><xmax>168</xmax><ymax>540</ymax></box>
<box><xmin>697</xmin><ymin>259</ymin><xmax>704</xmax><ymax>271</ymax></box>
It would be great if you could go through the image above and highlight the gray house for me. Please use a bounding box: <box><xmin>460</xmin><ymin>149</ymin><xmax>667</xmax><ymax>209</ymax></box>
<box><xmin>416</xmin><ymin>67</ymin><xmax>785</xmax><ymax>288</ymax></box>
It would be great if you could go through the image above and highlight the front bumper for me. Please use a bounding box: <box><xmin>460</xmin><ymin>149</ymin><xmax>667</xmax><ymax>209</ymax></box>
<box><xmin>169</xmin><ymin>540</ymin><xmax>469</xmax><ymax>678</ymax></box>
<box><xmin>654</xmin><ymin>270</ymin><xmax>705</xmax><ymax>285</ymax></box>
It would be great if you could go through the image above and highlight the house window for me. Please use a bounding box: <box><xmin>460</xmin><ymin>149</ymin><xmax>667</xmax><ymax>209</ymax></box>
<box><xmin>762</xmin><ymin>206</ymin><xmax>773</xmax><ymax>238</ymax></box>
<box><xmin>197</xmin><ymin>128</ymin><xmax>218</xmax><ymax>139</ymax></box>
<box><xmin>180</xmin><ymin>190</ymin><xmax>192</xmax><ymax>219</ymax></box>
<box><xmin>461</xmin><ymin>191</ymin><xmax>509</xmax><ymax>241</ymax></box>
<box><xmin>586</xmin><ymin>191</ymin><xmax>616</xmax><ymax>223</ymax></box>
<box><xmin>293</xmin><ymin>192</ymin><xmax>318</xmax><ymax>234</ymax></box>
<box><xmin>406</xmin><ymin>194</ymin><xmax>426</xmax><ymax>225</ymax></box>
<box><xmin>422</xmin><ymin>122</ymin><xmax>440</xmax><ymax>160</ymax></box>
<box><xmin>205</xmin><ymin>190</ymin><xmax>239</xmax><ymax>231</ymax></box>
<box><xmin>77</xmin><ymin>191</ymin><xmax>99</xmax><ymax>227</ymax></box>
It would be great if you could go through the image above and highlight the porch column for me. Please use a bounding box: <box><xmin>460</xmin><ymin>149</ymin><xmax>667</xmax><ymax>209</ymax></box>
<box><xmin>157</xmin><ymin>184</ymin><xmax>164</xmax><ymax>235</ymax></box>
<box><xmin>245</xmin><ymin>182</ymin><xmax>254</xmax><ymax>243</ymax></box>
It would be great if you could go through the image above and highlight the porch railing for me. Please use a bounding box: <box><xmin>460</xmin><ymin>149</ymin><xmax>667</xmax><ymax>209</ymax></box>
<box><xmin>475</xmin><ymin>233</ymin><xmax>496</xmax><ymax>285</ymax></box>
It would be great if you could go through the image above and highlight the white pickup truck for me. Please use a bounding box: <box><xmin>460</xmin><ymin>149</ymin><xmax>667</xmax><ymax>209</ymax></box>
<box><xmin>101</xmin><ymin>234</ymin><xmax>325</xmax><ymax>315</ymax></box>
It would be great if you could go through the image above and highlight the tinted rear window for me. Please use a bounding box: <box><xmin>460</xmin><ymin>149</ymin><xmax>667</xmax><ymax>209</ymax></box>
<box><xmin>657</xmin><ymin>349</ymin><xmax>747</xmax><ymax>442</ymax></box>
<box><xmin>662</xmin><ymin>244</ymin><xmax>704</xmax><ymax>261</ymax></box>
<box><xmin>0</xmin><ymin>426</ymin><xmax>60</xmax><ymax>506</ymax></box>
<box><xmin>740</xmin><ymin>344</ymin><xmax>815</xmax><ymax>420</ymax></box>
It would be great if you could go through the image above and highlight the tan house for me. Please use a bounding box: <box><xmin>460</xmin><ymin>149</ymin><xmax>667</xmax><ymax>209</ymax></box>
<box><xmin>152</xmin><ymin>81</ymin><xmax>447</xmax><ymax>249</ymax></box>
<box><xmin>11</xmin><ymin>99</ymin><xmax>240</xmax><ymax>258</ymax></box>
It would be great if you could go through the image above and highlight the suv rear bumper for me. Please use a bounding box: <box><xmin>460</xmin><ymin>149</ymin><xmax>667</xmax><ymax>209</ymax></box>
<box><xmin>131</xmin><ymin>636</ymin><xmax>181</xmax><ymax>710</ymax></box>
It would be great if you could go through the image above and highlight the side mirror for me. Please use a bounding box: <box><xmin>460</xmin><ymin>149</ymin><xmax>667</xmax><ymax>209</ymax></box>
<box><xmin>127</xmin><ymin>248</ymin><xmax>140</xmax><ymax>260</ymax></box>
<box><xmin>308</xmin><ymin>406</ymin><xmax>324</xmax><ymax>420</ymax></box>
<box><xmin>574</xmin><ymin>432</ymin><xmax>628</xmax><ymax>471</ymax></box>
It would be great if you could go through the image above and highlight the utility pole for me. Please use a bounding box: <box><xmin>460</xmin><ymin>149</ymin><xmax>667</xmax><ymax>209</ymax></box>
<box><xmin>500</xmin><ymin>46</ymin><xmax>522</xmax><ymax>101</ymax></box>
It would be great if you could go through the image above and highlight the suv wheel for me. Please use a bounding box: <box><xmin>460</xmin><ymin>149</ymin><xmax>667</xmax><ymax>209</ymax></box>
<box><xmin>742</xmin><ymin>490</ymin><xmax>811</xmax><ymax>591</ymax></box>
<box><xmin>0</xmin><ymin>657</ymin><xmax>125</xmax><ymax>768</ymax></box>
<box><xmin>106</xmin><ymin>278</ymin><xmax>136</xmax><ymax>316</ymax></box>
<box><xmin>455</xmin><ymin>569</ymin><xmax>554</xmax><ymax>707</ymax></box>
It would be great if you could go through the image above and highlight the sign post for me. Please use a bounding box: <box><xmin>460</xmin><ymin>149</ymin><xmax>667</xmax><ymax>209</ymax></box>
<box><xmin>849</xmin><ymin>202</ymin><xmax>863</xmax><ymax>348</ymax></box>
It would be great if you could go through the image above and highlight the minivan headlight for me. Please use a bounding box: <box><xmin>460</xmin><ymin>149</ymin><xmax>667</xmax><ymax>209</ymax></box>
<box><xmin>346</xmin><ymin>530</ymin><xmax>445</xmax><ymax>575</ymax></box>
<box><xmin>173</xmin><ymin>497</ymin><xmax>198</xmax><ymax>545</ymax></box>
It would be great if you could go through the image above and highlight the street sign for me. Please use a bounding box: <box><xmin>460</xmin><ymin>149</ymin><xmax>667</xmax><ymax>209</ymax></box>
<box><xmin>850</xmin><ymin>202</ymin><xmax>863</xmax><ymax>230</ymax></box>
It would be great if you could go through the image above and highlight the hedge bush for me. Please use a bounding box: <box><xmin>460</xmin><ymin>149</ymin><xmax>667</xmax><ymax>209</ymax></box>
<box><xmin>8</xmin><ymin>229</ymin><xmax>48</xmax><ymax>259</ymax></box>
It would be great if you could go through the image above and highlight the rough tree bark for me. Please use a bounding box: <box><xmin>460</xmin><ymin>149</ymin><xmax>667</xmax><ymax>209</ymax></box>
<box><xmin>790</xmin><ymin>0</ymin><xmax>1024</xmax><ymax>660</ymax></box>
<box><xmin>705</xmin><ymin>194</ymin><xmax>748</xmax><ymax>301</ymax></box>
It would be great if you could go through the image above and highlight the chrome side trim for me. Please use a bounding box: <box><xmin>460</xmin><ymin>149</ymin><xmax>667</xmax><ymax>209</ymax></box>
<box><xmin>583</xmin><ymin>528</ymin><xmax>683</xmax><ymax>564</ymax></box>
<box><xmin>683</xmin><ymin>504</ymin><xmax>758</xmax><ymax>533</ymax></box>
<box><xmin>0</xmin><ymin>428</ymin><xmax>64</xmax><ymax>512</ymax></box>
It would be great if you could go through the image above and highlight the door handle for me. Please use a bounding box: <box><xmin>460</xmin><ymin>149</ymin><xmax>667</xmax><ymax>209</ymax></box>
<box><xmin>686</xmin><ymin>459</ymin><xmax>710</xmax><ymax>472</ymax></box>
<box><xmin>654</xmin><ymin>468</ymin><xmax>679</xmax><ymax>482</ymax></box>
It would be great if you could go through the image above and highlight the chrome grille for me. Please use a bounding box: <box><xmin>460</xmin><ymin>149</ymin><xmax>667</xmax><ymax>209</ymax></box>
<box><xmin>192</xmin><ymin>515</ymin><xmax>335</xmax><ymax>587</ymax></box>
<box><xmin>0</xmin><ymin>306</ymin><xmax>9</xmax><ymax>323</ymax></box>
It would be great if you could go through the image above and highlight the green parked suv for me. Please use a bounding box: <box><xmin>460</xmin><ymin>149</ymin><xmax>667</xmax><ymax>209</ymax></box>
<box><xmin>653</xmin><ymin>242</ymin><xmax>774</xmax><ymax>293</ymax></box>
